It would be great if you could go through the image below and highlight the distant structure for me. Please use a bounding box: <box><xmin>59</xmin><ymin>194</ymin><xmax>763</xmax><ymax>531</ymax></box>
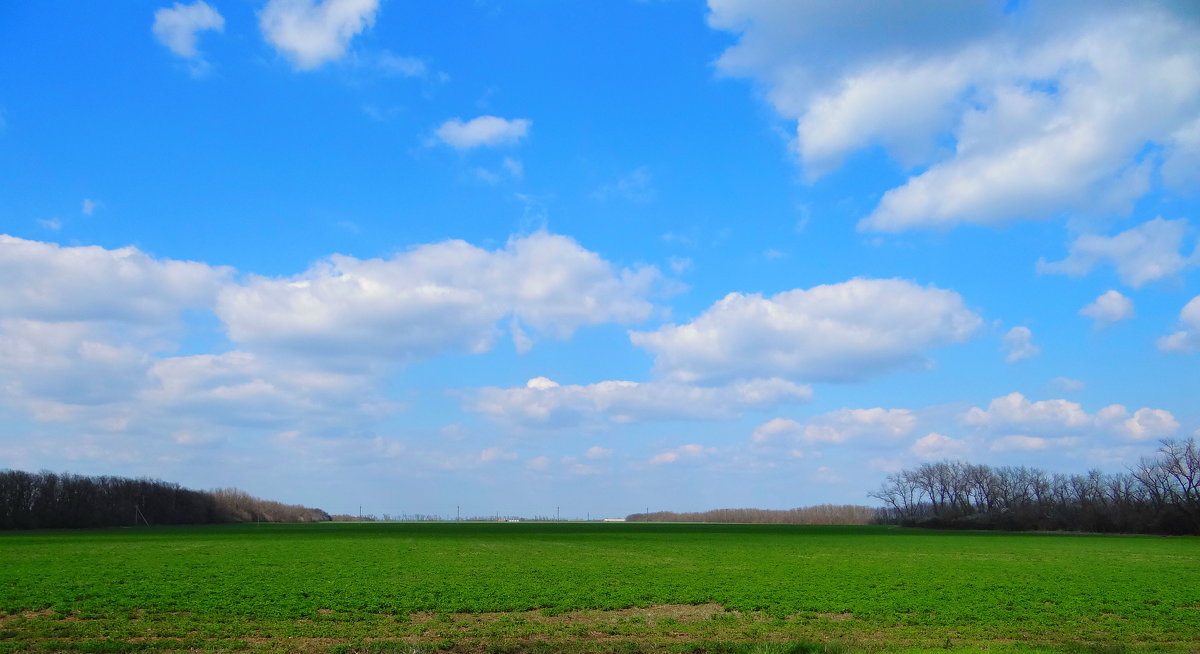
<box><xmin>601</xmin><ymin>518</ymin><xmax>626</xmax><ymax>522</ymax></box>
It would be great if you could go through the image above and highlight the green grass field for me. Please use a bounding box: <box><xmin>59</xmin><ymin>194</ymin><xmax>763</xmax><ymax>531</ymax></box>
<box><xmin>0</xmin><ymin>523</ymin><xmax>1197</xmax><ymax>653</ymax></box>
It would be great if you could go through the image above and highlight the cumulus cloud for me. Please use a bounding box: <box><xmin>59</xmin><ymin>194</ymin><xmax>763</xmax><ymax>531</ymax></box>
<box><xmin>967</xmin><ymin>392</ymin><xmax>1098</xmax><ymax>432</ymax></box>
<box><xmin>630</xmin><ymin>278</ymin><xmax>980</xmax><ymax>383</ymax></box>
<box><xmin>708</xmin><ymin>1</ymin><xmax>1200</xmax><ymax>231</ymax></box>
<box><xmin>965</xmin><ymin>392</ymin><xmax>1177</xmax><ymax>441</ymax></box>
<box><xmin>0</xmin><ymin>236</ymin><xmax>406</xmax><ymax>436</ymax></box>
<box><xmin>0</xmin><ymin>326</ymin><xmax>389</xmax><ymax>437</ymax></box>
<box><xmin>911</xmin><ymin>432</ymin><xmax>968</xmax><ymax>460</ymax></box>
<box><xmin>1038</xmin><ymin>218</ymin><xmax>1196</xmax><ymax>288</ymax></box>
<box><xmin>260</xmin><ymin>0</ymin><xmax>378</xmax><ymax>70</ymax></box>
<box><xmin>217</xmin><ymin>232</ymin><xmax>662</xmax><ymax>366</ymax></box>
<box><xmin>1002</xmin><ymin>326</ymin><xmax>1040</xmax><ymax>363</ymax></box>
<box><xmin>1157</xmin><ymin>295</ymin><xmax>1200</xmax><ymax>353</ymax></box>
<box><xmin>1121</xmin><ymin>408</ymin><xmax>1180</xmax><ymax>440</ymax></box>
<box><xmin>139</xmin><ymin>350</ymin><xmax>388</xmax><ymax>429</ymax></box>
<box><xmin>0</xmin><ymin>235</ymin><xmax>230</xmax><ymax>324</ymax></box>
<box><xmin>752</xmin><ymin>408</ymin><xmax>916</xmax><ymax>445</ymax></box>
<box><xmin>435</xmin><ymin>116</ymin><xmax>531</xmax><ymax>150</ymax></box>
<box><xmin>0</xmin><ymin>320</ymin><xmax>152</xmax><ymax>413</ymax></box>
<box><xmin>1080</xmin><ymin>290</ymin><xmax>1134</xmax><ymax>325</ymax></box>
<box><xmin>153</xmin><ymin>1</ymin><xmax>224</xmax><ymax>70</ymax></box>
<box><xmin>471</xmin><ymin>376</ymin><xmax>810</xmax><ymax>428</ymax></box>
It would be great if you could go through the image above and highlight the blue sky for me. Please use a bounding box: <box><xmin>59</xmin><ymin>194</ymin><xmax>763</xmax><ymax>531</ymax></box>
<box><xmin>1</xmin><ymin>0</ymin><xmax>1198</xmax><ymax>518</ymax></box>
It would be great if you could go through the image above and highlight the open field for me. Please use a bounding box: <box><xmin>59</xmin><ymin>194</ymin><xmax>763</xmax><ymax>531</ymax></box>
<box><xmin>0</xmin><ymin>523</ymin><xmax>1197</xmax><ymax>653</ymax></box>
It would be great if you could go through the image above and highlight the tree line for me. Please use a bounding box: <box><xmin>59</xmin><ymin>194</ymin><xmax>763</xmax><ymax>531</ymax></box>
<box><xmin>626</xmin><ymin>504</ymin><xmax>878</xmax><ymax>525</ymax></box>
<box><xmin>871</xmin><ymin>438</ymin><xmax>1200</xmax><ymax>535</ymax></box>
<box><xmin>0</xmin><ymin>470</ymin><xmax>330</xmax><ymax>529</ymax></box>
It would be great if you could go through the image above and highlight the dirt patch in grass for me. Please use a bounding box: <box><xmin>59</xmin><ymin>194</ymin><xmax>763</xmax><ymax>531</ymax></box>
<box><xmin>816</xmin><ymin>613</ymin><xmax>854</xmax><ymax>622</ymax></box>
<box><xmin>0</xmin><ymin>607</ymin><xmax>55</xmax><ymax>625</ymax></box>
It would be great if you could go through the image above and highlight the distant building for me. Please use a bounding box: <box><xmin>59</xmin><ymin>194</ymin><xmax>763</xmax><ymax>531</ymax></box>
<box><xmin>601</xmin><ymin>518</ymin><xmax>626</xmax><ymax>522</ymax></box>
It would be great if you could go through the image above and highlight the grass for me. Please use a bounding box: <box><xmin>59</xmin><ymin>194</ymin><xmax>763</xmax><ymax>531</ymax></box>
<box><xmin>0</xmin><ymin>522</ymin><xmax>1197</xmax><ymax>652</ymax></box>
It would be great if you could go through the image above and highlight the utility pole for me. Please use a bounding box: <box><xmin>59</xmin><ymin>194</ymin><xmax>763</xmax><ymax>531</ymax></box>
<box><xmin>456</xmin><ymin>505</ymin><xmax>460</xmax><ymax>521</ymax></box>
<box><xmin>556</xmin><ymin>506</ymin><xmax>560</xmax><ymax>521</ymax></box>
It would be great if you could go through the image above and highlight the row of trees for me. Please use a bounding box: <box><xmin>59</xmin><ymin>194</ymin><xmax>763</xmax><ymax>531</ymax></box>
<box><xmin>626</xmin><ymin>504</ymin><xmax>878</xmax><ymax>525</ymax></box>
<box><xmin>871</xmin><ymin>439</ymin><xmax>1199</xmax><ymax>535</ymax></box>
<box><xmin>0</xmin><ymin>470</ymin><xmax>329</xmax><ymax>529</ymax></box>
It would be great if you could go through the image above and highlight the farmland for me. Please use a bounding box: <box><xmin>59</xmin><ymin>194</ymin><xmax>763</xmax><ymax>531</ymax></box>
<box><xmin>0</xmin><ymin>523</ymin><xmax>1197</xmax><ymax>653</ymax></box>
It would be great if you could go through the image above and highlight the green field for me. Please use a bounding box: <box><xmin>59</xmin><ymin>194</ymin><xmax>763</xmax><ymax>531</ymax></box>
<box><xmin>1</xmin><ymin>523</ymin><xmax>1197</xmax><ymax>653</ymax></box>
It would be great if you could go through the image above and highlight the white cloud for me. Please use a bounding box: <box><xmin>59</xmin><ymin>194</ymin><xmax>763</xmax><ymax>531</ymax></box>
<box><xmin>650</xmin><ymin>443</ymin><xmax>716</xmax><ymax>465</ymax></box>
<box><xmin>0</xmin><ymin>235</ymin><xmax>230</xmax><ymax>324</ymax></box>
<box><xmin>708</xmin><ymin>1</ymin><xmax>1200</xmax><ymax>231</ymax></box>
<box><xmin>81</xmin><ymin>199</ymin><xmax>97</xmax><ymax>216</ymax></box>
<box><xmin>138</xmin><ymin>350</ymin><xmax>389</xmax><ymax>429</ymax></box>
<box><xmin>503</xmin><ymin>157</ymin><xmax>524</xmax><ymax>178</ymax></box>
<box><xmin>474</xmin><ymin>157</ymin><xmax>524</xmax><ymax>185</ymax></box>
<box><xmin>964</xmin><ymin>391</ymin><xmax>1176</xmax><ymax>442</ymax></box>
<box><xmin>153</xmin><ymin>1</ymin><xmax>224</xmax><ymax>68</ymax></box>
<box><xmin>966</xmin><ymin>392</ymin><xmax>1096</xmax><ymax>432</ymax></box>
<box><xmin>0</xmin><ymin>320</ymin><xmax>153</xmax><ymax>412</ymax></box>
<box><xmin>1080</xmin><ymin>290</ymin><xmax>1134</xmax><ymax>325</ymax></box>
<box><xmin>259</xmin><ymin>0</ymin><xmax>378</xmax><ymax>70</ymax></box>
<box><xmin>559</xmin><ymin>456</ymin><xmax>600</xmax><ymax>477</ymax></box>
<box><xmin>471</xmin><ymin>376</ymin><xmax>810</xmax><ymax>428</ymax></box>
<box><xmin>435</xmin><ymin>116</ymin><xmax>531</xmax><ymax>150</ymax></box>
<box><xmin>377</xmin><ymin>52</ymin><xmax>427</xmax><ymax>77</ymax></box>
<box><xmin>1038</xmin><ymin>218</ymin><xmax>1196</xmax><ymax>288</ymax></box>
<box><xmin>585</xmin><ymin>446</ymin><xmax>613</xmax><ymax>459</ymax></box>
<box><xmin>751</xmin><ymin>417</ymin><xmax>803</xmax><ymax>444</ymax></box>
<box><xmin>1002</xmin><ymin>326</ymin><xmax>1040</xmax><ymax>363</ymax></box>
<box><xmin>1163</xmin><ymin>116</ymin><xmax>1200</xmax><ymax>190</ymax></box>
<box><xmin>1157</xmin><ymin>295</ymin><xmax>1200</xmax><ymax>353</ymax></box>
<box><xmin>752</xmin><ymin>408</ymin><xmax>916</xmax><ymax>445</ymax></box>
<box><xmin>668</xmin><ymin>257</ymin><xmax>692</xmax><ymax>274</ymax></box>
<box><xmin>217</xmin><ymin>231</ymin><xmax>662</xmax><ymax>366</ymax></box>
<box><xmin>37</xmin><ymin>218</ymin><xmax>61</xmax><ymax>231</ymax></box>
<box><xmin>0</xmin><ymin>321</ymin><xmax>389</xmax><ymax>437</ymax></box>
<box><xmin>911</xmin><ymin>432</ymin><xmax>968</xmax><ymax>460</ymax></box>
<box><xmin>630</xmin><ymin>278</ymin><xmax>980</xmax><ymax>383</ymax></box>
<box><xmin>1051</xmin><ymin>377</ymin><xmax>1086</xmax><ymax>393</ymax></box>
<box><xmin>1121</xmin><ymin>408</ymin><xmax>1180</xmax><ymax>440</ymax></box>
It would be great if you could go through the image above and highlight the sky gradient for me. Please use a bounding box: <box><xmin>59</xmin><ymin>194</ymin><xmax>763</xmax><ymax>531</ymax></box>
<box><xmin>1</xmin><ymin>0</ymin><xmax>1198</xmax><ymax>518</ymax></box>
